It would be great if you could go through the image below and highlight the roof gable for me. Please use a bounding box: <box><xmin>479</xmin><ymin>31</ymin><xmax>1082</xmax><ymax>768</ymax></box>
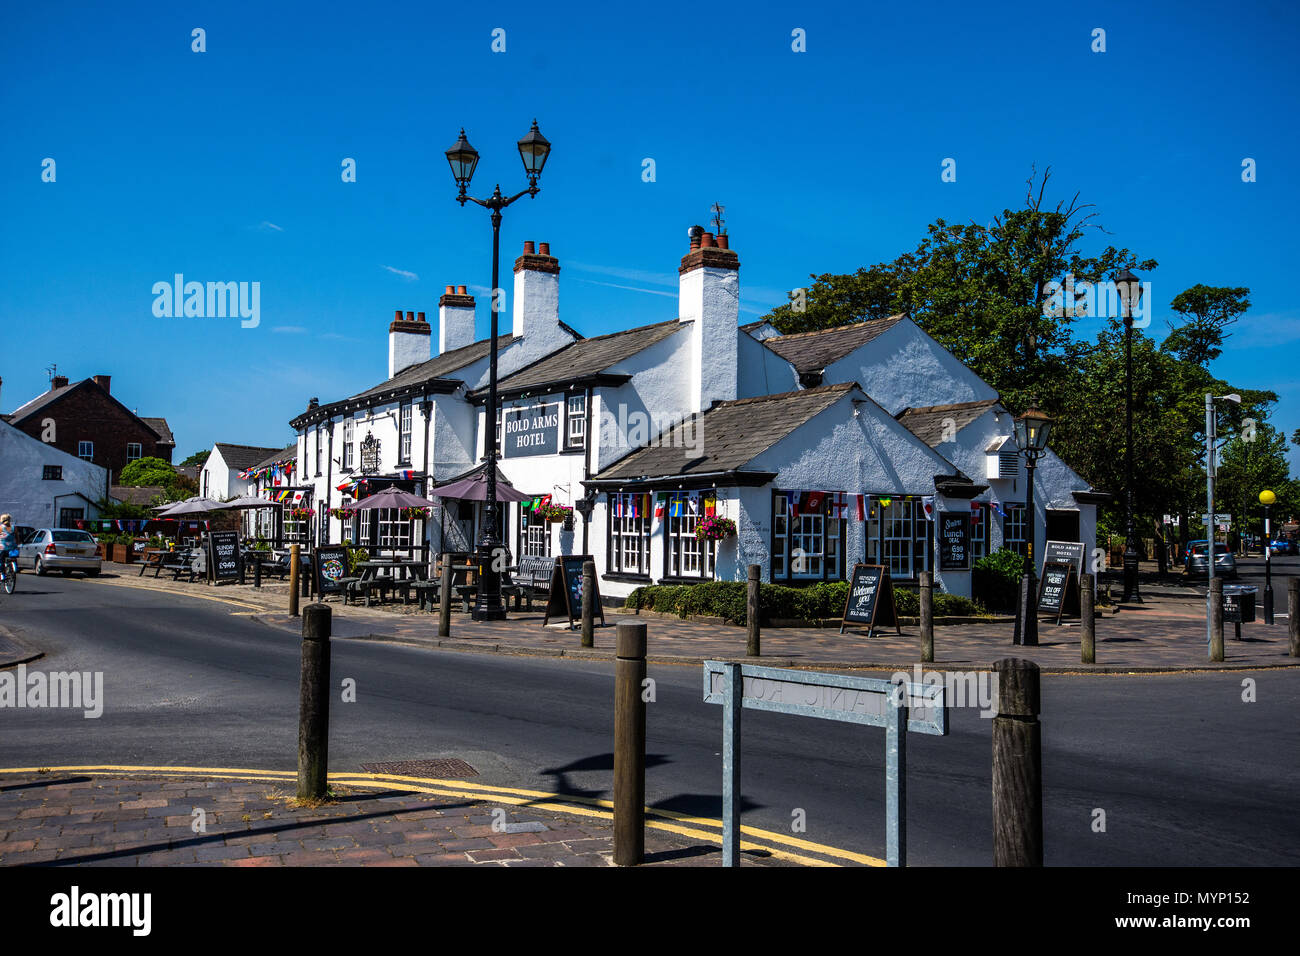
<box><xmin>488</xmin><ymin>320</ymin><xmax>682</xmax><ymax>396</ymax></box>
<box><xmin>8</xmin><ymin>378</ymin><xmax>166</xmax><ymax>442</ymax></box>
<box><xmin>762</xmin><ymin>315</ymin><xmax>907</xmax><ymax>374</ymax></box>
<box><xmin>212</xmin><ymin>443</ymin><xmax>285</xmax><ymax>470</ymax></box>
<box><xmin>895</xmin><ymin>399</ymin><xmax>1001</xmax><ymax>448</ymax></box>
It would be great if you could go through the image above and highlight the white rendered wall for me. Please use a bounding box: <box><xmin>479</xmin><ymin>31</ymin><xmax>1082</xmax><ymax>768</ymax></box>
<box><xmin>0</xmin><ymin>421</ymin><xmax>108</xmax><ymax>528</ymax></box>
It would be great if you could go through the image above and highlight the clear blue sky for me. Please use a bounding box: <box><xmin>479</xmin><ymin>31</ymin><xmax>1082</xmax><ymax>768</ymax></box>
<box><xmin>3</xmin><ymin>0</ymin><xmax>1297</xmax><ymax>475</ymax></box>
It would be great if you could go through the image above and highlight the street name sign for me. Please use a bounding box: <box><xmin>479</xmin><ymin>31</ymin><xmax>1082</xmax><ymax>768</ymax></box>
<box><xmin>703</xmin><ymin>661</ymin><xmax>947</xmax><ymax>867</ymax></box>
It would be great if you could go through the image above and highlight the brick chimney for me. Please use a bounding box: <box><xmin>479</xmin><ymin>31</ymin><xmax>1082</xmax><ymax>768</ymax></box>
<box><xmin>51</xmin><ymin>375</ymin><xmax>69</xmax><ymax>389</ymax></box>
<box><xmin>388</xmin><ymin>308</ymin><xmax>431</xmax><ymax>378</ymax></box>
<box><xmin>438</xmin><ymin>285</ymin><xmax>476</xmax><ymax>354</ymax></box>
<box><xmin>512</xmin><ymin>240</ymin><xmax>568</xmax><ymax>352</ymax></box>
<box><xmin>92</xmin><ymin>374</ymin><xmax>111</xmax><ymax>394</ymax></box>
<box><xmin>679</xmin><ymin>224</ymin><xmax>740</xmax><ymax>412</ymax></box>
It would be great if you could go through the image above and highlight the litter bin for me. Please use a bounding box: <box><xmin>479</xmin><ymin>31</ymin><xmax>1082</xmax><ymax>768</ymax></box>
<box><xmin>1222</xmin><ymin>584</ymin><xmax>1257</xmax><ymax>624</ymax></box>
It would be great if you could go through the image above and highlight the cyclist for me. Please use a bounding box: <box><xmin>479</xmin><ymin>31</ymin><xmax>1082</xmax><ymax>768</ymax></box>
<box><xmin>0</xmin><ymin>514</ymin><xmax>17</xmax><ymax>589</ymax></box>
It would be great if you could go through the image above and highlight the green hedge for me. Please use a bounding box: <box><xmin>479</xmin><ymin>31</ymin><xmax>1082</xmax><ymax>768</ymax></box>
<box><xmin>625</xmin><ymin>579</ymin><xmax>981</xmax><ymax>624</ymax></box>
<box><xmin>972</xmin><ymin>548</ymin><xmax>1025</xmax><ymax>612</ymax></box>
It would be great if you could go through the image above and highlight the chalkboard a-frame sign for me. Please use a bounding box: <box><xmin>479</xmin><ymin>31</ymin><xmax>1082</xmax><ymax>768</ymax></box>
<box><xmin>314</xmin><ymin>545</ymin><xmax>350</xmax><ymax>596</ymax></box>
<box><xmin>207</xmin><ymin>531</ymin><xmax>241</xmax><ymax>583</ymax></box>
<box><xmin>840</xmin><ymin>564</ymin><xmax>901</xmax><ymax>637</ymax></box>
<box><xmin>543</xmin><ymin>555</ymin><xmax>606</xmax><ymax>630</ymax></box>
<box><xmin>1036</xmin><ymin>561</ymin><xmax>1080</xmax><ymax>625</ymax></box>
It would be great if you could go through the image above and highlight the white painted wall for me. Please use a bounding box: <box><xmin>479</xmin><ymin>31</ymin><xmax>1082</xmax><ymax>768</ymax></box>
<box><xmin>737</xmin><ymin>330</ymin><xmax>799</xmax><ymax>399</ymax></box>
<box><xmin>0</xmin><ymin>420</ymin><xmax>108</xmax><ymax>528</ymax></box>
<box><xmin>678</xmin><ymin>265</ymin><xmax>739</xmax><ymax>412</ymax></box>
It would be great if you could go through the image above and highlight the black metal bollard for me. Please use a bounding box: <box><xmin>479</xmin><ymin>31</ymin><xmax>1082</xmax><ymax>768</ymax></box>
<box><xmin>254</xmin><ymin>556</ymin><xmax>262</xmax><ymax>589</ymax></box>
<box><xmin>614</xmin><ymin>621</ymin><xmax>647</xmax><ymax>866</ymax></box>
<box><xmin>993</xmin><ymin>658</ymin><xmax>1042</xmax><ymax>866</ymax></box>
<box><xmin>297</xmin><ymin>603</ymin><xmax>331</xmax><ymax>800</ymax></box>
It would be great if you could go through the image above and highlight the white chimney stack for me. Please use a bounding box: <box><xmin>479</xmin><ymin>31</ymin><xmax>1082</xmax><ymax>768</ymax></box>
<box><xmin>678</xmin><ymin>225</ymin><xmax>739</xmax><ymax>412</ymax></box>
<box><xmin>388</xmin><ymin>308</ymin><xmax>431</xmax><ymax>378</ymax></box>
<box><xmin>438</xmin><ymin>286</ymin><xmax>477</xmax><ymax>354</ymax></box>
<box><xmin>512</xmin><ymin>241</ymin><xmax>568</xmax><ymax>352</ymax></box>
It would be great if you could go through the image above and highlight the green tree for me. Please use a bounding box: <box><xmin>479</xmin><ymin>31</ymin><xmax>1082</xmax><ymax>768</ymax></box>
<box><xmin>179</xmin><ymin>450</ymin><xmax>210</xmax><ymax>468</ymax></box>
<box><xmin>1162</xmin><ymin>285</ymin><xmax>1251</xmax><ymax>366</ymax></box>
<box><xmin>119</xmin><ymin>456</ymin><xmax>180</xmax><ymax>488</ymax></box>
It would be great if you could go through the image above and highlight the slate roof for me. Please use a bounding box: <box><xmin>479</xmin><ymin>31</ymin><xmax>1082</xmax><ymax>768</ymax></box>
<box><xmin>486</xmin><ymin>320</ymin><xmax>682</xmax><ymax>396</ymax></box>
<box><xmin>250</xmin><ymin>444</ymin><xmax>298</xmax><ymax>470</ymax></box>
<box><xmin>7</xmin><ymin>383</ymin><xmax>76</xmax><ymax>421</ymax></box>
<box><xmin>762</xmin><ymin>315</ymin><xmax>907</xmax><ymax>374</ymax></box>
<box><xmin>346</xmin><ymin>334</ymin><xmax>517</xmax><ymax>404</ymax></box>
<box><xmin>140</xmin><ymin>417</ymin><xmax>174</xmax><ymax>445</ymax></box>
<box><xmin>592</xmin><ymin>384</ymin><xmax>854</xmax><ymax>481</ymax></box>
<box><xmin>111</xmin><ymin>485</ymin><xmax>167</xmax><ymax>506</ymax></box>
<box><xmin>895</xmin><ymin>399</ymin><xmax>1000</xmax><ymax>447</ymax></box>
<box><xmin>214</xmin><ymin>443</ymin><xmax>285</xmax><ymax>471</ymax></box>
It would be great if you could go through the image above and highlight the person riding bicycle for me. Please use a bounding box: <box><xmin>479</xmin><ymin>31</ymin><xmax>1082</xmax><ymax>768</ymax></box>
<box><xmin>0</xmin><ymin>515</ymin><xmax>17</xmax><ymax>580</ymax></box>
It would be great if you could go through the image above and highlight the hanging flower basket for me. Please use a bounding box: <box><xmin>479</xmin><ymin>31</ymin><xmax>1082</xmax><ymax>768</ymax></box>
<box><xmin>401</xmin><ymin>506</ymin><xmax>431</xmax><ymax>521</ymax></box>
<box><xmin>541</xmin><ymin>504</ymin><xmax>573</xmax><ymax>523</ymax></box>
<box><xmin>288</xmin><ymin>507</ymin><xmax>316</xmax><ymax>520</ymax></box>
<box><xmin>695</xmin><ymin>516</ymin><xmax>737</xmax><ymax>541</ymax></box>
<box><xmin>332</xmin><ymin>508</ymin><xmax>357</xmax><ymax>522</ymax></box>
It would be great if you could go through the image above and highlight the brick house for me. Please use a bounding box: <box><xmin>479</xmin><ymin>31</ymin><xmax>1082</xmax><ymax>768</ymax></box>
<box><xmin>4</xmin><ymin>374</ymin><xmax>175</xmax><ymax>484</ymax></box>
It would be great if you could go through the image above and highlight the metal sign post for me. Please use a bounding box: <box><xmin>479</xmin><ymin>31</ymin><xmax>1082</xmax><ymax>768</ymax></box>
<box><xmin>703</xmin><ymin>660</ymin><xmax>948</xmax><ymax>867</ymax></box>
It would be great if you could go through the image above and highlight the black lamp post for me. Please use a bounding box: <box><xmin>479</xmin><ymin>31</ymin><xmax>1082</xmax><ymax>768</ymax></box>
<box><xmin>1115</xmin><ymin>267</ymin><xmax>1144</xmax><ymax>605</ymax></box>
<box><xmin>1013</xmin><ymin>402</ymin><xmax>1053</xmax><ymax>647</ymax></box>
<box><xmin>446</xmin><ymin>120</ymin><xmax>551</xmax><ymax>621</ymax></box>
<box><xmin>1260</xmin><ymin>488</ymin><xmax>1276</xmax><ymax>624</ymax></box>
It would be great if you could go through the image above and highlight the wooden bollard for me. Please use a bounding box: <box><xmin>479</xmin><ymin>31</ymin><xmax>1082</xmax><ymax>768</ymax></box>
<box><xmin>1288</xmin><ymin>578</ymin><xmax>1298</xmax><ymax>658</ymax></box>
<box><xmin>253</xmin><ymin>555</ymin><xmax>262</xmax><ymax>589</ymax></box>
<box><xmin>289</xmin><ymin>545</ymin><xmax>301</xmax><ymax>617</ymax></box>
<box><xmin>746</xmin><ymin>564</ymin><xmax>761</xmax><ymax>657</ymax></box>
<box><xmin>919</xmin><ymin>571</ymin><xmax>934</xmax><ymax>663</ymax></box>
<box><xmin>581</xmin><ymin>561</ymin><xmax>595</xmax><ymax>648</ymax></box>
<box><xmin>297</xmin><ymin>603</ymin><xmax>331</xmax><ymax>800</ymax></box>
<box><xmin>438</xmin><ymin>553</ymin><xmax>453</xmax><ymax>639</ymax></box>
<box><xmin>1209</xmin><ymin>578</ymin><xmax>1224</xmax><ymax>663</ymax></box>
<box><xmin>992</xmin><ymin>658</ymin><xmax>1042</xmax><ymax>867</ymax></box>
<box><xmin>1080</xmin><ymin>572</ymin><xmax>1095</xmax><ymax>664</ymax></box>
<box><xmin>614</xmin><ymin>621</ymin><xmax>647</xmax><ymax>866</ymax></box>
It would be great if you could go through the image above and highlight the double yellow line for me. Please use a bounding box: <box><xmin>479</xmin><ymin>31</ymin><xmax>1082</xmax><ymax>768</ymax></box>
<box><xmin>0</xmin><ymin>764</ymin><xmax>881</xmax><ymax>866</ymax></box>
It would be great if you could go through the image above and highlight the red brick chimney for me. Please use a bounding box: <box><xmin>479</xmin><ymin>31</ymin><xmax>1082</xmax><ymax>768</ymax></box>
<box><xmin>51</xmin><ymin>375</ymin><xmax>69</xmax><ymax>389</ymax></box>
<box><xmin>92</xmin><ymin>374</ymin><xmax>111</xmax><ymax>394</ymax></box>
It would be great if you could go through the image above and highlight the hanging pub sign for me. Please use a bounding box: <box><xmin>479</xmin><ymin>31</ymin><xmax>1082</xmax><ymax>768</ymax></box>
<box><xmin>542</xmin><ymin>554</ymin><xmax>605</xmax><ymax>630</ymax></box>
<box><xmin>207</xmin><ymin>531</ymin><xmax>241</xmax><ymax>583</ymax></box>
<box><xmin>1036</xmin><ymin>561</ymin><xmax>1080</xmax><ymax>625</ymax></box>
<box><xmin>314</xmin><ymin>545</ymin><xmax>351</xmax><ymax>596</ymax></box>
<box><xmin>840</xmin><ymin>564</ymin><xmax>900</xmax><ymax>637</ymax></box>
<box><xmin>359</xmin><ymin>431</ymin><xmax>381</xmax><ymax>473</ymax></box>
<box><xmin>502</xmin><ymin>395</ymin><xmax>562</xmax><ymax>458</ymax></box>
<box><xmin>938</xmin><ymin>513</ymin><xmax>970</xmax><ymax>571</ymax></box>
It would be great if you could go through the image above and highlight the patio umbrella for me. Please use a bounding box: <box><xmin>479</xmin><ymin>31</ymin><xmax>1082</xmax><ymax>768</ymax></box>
<box><xmin>154</xmin><ymin>496</ymin><xmax>227</xmax><ymax>516</ymax></box>
<box><xmin>220</xmin><ymin>495</ymin><xmax>284</xmax><ymax>510</ymax></box>
<box><xmin>428</xmin><ymin>470</ymin><xmax>532</xmax><ymax>502</ymax></box>
<box><xmin>351</xmin><ymin>485</ymin><xmax>441</xmax><ymax>510</ymax></box>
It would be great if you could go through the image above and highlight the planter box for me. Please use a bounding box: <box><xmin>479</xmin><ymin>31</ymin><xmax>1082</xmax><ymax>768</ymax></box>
<box><xmin>111</xmin><ymin>543</ymin><xmax>136</xmax><ymax>563</ymax></box>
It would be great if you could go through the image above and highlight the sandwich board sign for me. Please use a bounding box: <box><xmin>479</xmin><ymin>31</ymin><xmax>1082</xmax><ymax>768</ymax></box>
<box><xmin>840</xmin><ymin>564</ymin><xmax>900</xmax><ymax>636</ymax></box>
<box><xmin>542</xmin><ymin>554</ymin><xmax>606</xmax><ymax>629</ymax></box>
<box><xmin>1036</xmin><ymin>561</ymin><xmax>1080</xmax><ymax>625</ymax></box>
<box><xmin>703</xmin><ymin>660</ymin><xmax>947</xmax><ymax>866</ymax></box>
<box><xmin>314</xmin><ymin>545</ymin><xmax>350</xmax><ymax>596</ymax></box>
<box><xmin>207</xmin><ymin>531</ymin><xmax>241</xmax><ymax>583</ymax></box>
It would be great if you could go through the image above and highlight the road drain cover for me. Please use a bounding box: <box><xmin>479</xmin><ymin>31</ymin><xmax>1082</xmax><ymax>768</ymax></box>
<box><xmin>361</xmin><ymin>758</ymin><xmax>479</xmax><ymax>779</ymax></box>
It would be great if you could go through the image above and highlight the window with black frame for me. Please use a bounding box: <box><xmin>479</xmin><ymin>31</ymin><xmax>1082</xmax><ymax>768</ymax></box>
<box><xmin>664</xmin><ymin>492</ymin><xmax>713</xmax><ymax>579</ymax></box>
<box><xmin>770</xmin><ymin>491</ymin><xmax>846</xmax><ymax>582</ymax></box>
<box><xmin>343</xmin><ymin>419</ymin><xmax>354</xmax><ymax>470</ymax></box>
<box><xmin>1003</xmin><ymin>505</ymin><xmax>1028</xmax><ymax>559</ymax></box>
<box><xmin>608</xmin><ymin>492</ymin><xmax>650</xmax><ymax>576</ymax></box>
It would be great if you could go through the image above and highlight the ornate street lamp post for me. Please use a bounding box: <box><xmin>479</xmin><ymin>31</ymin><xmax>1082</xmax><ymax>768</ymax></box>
<box><xmin>1114</xmin><ymin>268</ymin><xmax>1144</xmax><ymax>605</ymax></box>
<box><xmin>1260</xmin><ymin>488</ymin><xmax>1276</xmax><ymax>624</ymax></box>
<box><xmin>446</xmin><ymin>120</ymin><xmax>551</xmax><ymax>621</ymax></box>
<box><xmin>1013</xmin><ymin>403</ymin><xmax>1053</xmax><ymax>647</ymax></box>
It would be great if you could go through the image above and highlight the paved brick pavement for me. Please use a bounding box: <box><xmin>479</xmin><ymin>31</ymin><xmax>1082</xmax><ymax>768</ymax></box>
<box><xmin>91</xmin><ymin>568</ymin><xmax>1299</xmax><ymax>672</ymax></box>
<box><xmin>0</xmin><ymin>772</ymin><xmax>790</xmax><ymax>867</ymax></box>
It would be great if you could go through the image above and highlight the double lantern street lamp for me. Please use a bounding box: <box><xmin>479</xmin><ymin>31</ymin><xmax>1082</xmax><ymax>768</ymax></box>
<box><xmin>1012</xmin><ymin>402</ymin><xmax>1053</xmax><ymax>647</ymax></box>
<box><xmin>1114</xmin><ymin>268</ymin><xmax>1144</xmax><ymax>605</ymax></box>
<box><xmin>445</xmin><ymin>120</ymin><xmax>551</xmax><ymax>621</ymax></box>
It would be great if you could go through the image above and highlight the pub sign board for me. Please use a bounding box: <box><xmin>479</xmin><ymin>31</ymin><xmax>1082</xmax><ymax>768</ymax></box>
<box><xmin>314</xmin><ymin>545</ymin><xmax>351</xmax><ymax>596</ymax></box>
<box><xmin>543</xmin><ymin>554</ymin><xmax>606</xmax><ymax>629</ymax></box>
<box><xmin>938</xmin><ymin>513</ymin><xmax>970</xmax><ymax>571</ymax></box>
<box><xmin>1036</xmin><ymin>561</ymin><xmax>1080</xmax><ymax>624</ymax></box>
<box><xmin>1043</xmin><ymin>540</ymin><xmax>1086</xmax><ymax>578</ymax></box>
<box><xmin>502</xmin><ymin>395</ymin><xmax>562</xmax><ymax>458</ymax></box>
<box><xmin>840</xmin><ymin>564</ymin><xmax>901</xmax><ymax>636</ymax></box>
<box><xmin>207</xmin><ymin>531</ymin><xmax>241</xmax><ymax>583</ymax></box>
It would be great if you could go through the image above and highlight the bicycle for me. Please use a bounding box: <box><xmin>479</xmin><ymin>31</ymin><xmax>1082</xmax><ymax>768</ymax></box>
<box><xmin>1</xmin><ymin>549</ymin><xmax>17</xmax><ymax>596</ymax></box>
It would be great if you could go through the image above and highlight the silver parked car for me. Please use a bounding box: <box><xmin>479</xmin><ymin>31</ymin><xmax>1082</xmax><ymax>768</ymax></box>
<box><xmin>17</xmin><ymin>528</ymin><xmax>102</xmax><ymax>577</ymax></box>
<box><xmin>1184</xmin><ymin>540</ymin><xmax>1236</xmax><ymax>579</ymax></box>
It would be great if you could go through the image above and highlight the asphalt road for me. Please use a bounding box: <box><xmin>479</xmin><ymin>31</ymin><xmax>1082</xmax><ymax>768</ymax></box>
<box><xmin>2</xmin><ymin>573</ymin><xmax>1298</xmax><ymax>866</ymax></box>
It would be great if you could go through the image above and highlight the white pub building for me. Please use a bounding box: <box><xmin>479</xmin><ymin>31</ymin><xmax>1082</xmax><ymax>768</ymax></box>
<box><xmin>290</xmin><ymin>227</ymin><xmax>1104</xmax><ymax>600</ymax></box>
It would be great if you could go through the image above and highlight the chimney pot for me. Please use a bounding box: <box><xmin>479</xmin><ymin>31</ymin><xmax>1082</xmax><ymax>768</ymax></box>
<box><xmin>538</xmin><ymin>242</ymin><xmax>550</xmax><ymax>256</ymax></box>
<box><xmin>395</xmin><ymin>309</ymin><xmax>403</xmax><ymax>322</ymax></box>
<box><xmin>715</xmin><ymin>234</ymin><xmax>729</xmax><ymax>250</ymax></box>
<box><xmin>417</xmin><ymin>311</ymin><xmax>426</xmax><ymax>323</ymax></box>
<box><xmin>406</xmin><ymin>311</ymin><xmax>415</xmax><ymax>321</ymax></box>
<box><xmin>456</xmin><ymin>285</ymin><xmax>467</xmax><ymax>295</ymax></box>
<box><xmin>523</xmin><ymin>240</ymin><xmax>535</xmax><ymax>255</ymax></box>
<box><xmin>445</xmin><ymin>285</ymin><xmax>454</xmax><ymax>295</ymax></box>
<box><xmin>701</xmin><ymin>232</ymin><xmax>715</xmax><ymax>248</ymax></box>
